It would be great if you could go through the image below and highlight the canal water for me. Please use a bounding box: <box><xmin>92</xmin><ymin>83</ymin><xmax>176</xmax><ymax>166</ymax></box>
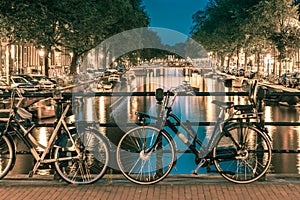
<box><xmin>11</xmin><ymin>67</ymin><xmax>300</xmax><ymax>175</ymax></box>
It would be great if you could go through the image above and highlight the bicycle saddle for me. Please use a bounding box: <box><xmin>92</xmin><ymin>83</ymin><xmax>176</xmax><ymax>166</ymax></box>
<box><xmin>211</xmin><ymin>100</ymin><xmax>234</xmax><ymax>108</ymax></box>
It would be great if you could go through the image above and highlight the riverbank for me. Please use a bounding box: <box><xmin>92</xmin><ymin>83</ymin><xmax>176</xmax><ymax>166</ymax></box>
<box><xmin>213</xmin><ymin>70</ymin><xmax>300</xmax><ymax>106</ymax></box>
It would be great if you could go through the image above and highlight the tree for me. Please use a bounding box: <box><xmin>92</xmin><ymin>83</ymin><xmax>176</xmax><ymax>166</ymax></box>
<box><xmin>191</xmin><ymin>0</ymin><xmax>260</xmax><ymax>67</ymax></box>
<box><xmin>0</xmin><ymin>0</ymin><xmax>149</xmax><ymax>76</ymax></box>
<box><xmin>251</xmin><ymin>0</ymin><xmax>300</xmax><ymax>74</ymax></box>
<box><xmin>62</xmin><ymin>0</ymin><xmax>149</xmax><ymax>73</ymax></box>
<box><xmin>191</xmin><ymin>0</ymin><xmax>300</xmax><ymax>75</ymax></box>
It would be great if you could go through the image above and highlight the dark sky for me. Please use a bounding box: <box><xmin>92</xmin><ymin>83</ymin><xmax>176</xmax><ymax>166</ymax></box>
<box><xmin>142</xmin><ymin>0</ymin><xmax>208</xmax><ymax>44</ymax></box>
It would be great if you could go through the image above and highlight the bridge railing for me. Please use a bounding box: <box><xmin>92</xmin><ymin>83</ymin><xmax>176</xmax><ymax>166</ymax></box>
<box><xmin>1</xmin><ymin>90</ymin><xmax>300</xmax><ymax>153</ymax></box>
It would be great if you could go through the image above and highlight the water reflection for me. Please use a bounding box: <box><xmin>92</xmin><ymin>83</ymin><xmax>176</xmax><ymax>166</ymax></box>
<box><xmin>10</xmin><ymin>67</ymin><xmax>300</xmax><ymax>175</ymax></box>
<box><xmin>96</xmin><ymin>68</ymin><xmax>300</xmax><ymax>174</ymax></box>
<box><xmin>37</xmin><ymin>127</ymin><xmax>47</xmax><ymax>151</ymax></box>
<box><xmin>267</xmin><ymin>105</ymin><xmax>300</xmax><ymax>174</ymax></box>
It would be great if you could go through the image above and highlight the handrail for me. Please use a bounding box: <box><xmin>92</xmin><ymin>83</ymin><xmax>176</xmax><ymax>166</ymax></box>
<box><xmin>1</xmin><ymin>90</ymin><xmax>299</xmax><ymax>98</ymax></box>
<box><xmin>1</xmin><ymin>90</ymin><xmax>300</xmax><ymax>154</ymax></box>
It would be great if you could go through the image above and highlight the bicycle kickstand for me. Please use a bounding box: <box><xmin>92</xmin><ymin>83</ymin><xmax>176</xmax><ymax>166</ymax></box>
<box><xmin>192</xmin><ymin>159</ymin><xmax>206</xmax><ymax>175</ymax></box>
<box><xmin>29</xmin><ymin>161</ymin><xmax>41</xmax><ymax>177</ymax></box>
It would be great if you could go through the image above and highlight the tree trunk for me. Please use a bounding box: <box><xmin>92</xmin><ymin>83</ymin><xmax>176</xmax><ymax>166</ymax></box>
<box><xmin>257</xmin><ymin>53</ymin><xmax>260</xmax><ymax>73</ymax></box>
<box><xmin>244</xmin><ymin>53</ymin><xmax>247</xmax><ymax>70</ymax></box>
<box><xmin>70</xmin><ymin>52</ymin><xmax>79</xmax><ymax>75</ymax></box>
<box><xmin>236</xmin><ymin>48</ymin><xmax>239</xmax><ymax>68</ymax></box>
<box><xmin>272</xmin><ymin>47</ymin><xmax>276</xmax><ymax>75</ymax></box>
<box><xmin>279</xmin><ymin>61</ymin><xmax>282</xmax><ymax>76</ymax></box>
<box><xmin>44</xmin><ymin>50</ymin><xmax>49</xmax><ymax>77</ymax></box>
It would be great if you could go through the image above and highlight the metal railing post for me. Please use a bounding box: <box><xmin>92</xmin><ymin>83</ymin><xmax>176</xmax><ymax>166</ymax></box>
<box><xmin>155</xmin><ymin>88</ymin><xmax>164</xmax><ymax>175</ymax></box>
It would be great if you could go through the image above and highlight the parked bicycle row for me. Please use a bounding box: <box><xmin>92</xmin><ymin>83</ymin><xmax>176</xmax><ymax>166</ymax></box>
<box><xmin>0</xmin><ymin>80</ymin><xmax>272</xmax><ymax>185</ymax></box>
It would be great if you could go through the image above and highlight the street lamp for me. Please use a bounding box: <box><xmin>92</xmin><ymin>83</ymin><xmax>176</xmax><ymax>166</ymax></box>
<box><xmin>10</xmin><ymin>45</ymin><xmax>16</xmax><ymax>74</ymax></box>
<box><xmin>265</xmin><ymin>54</ymin><xmax>271</xmax><ymax>76</ymax></box>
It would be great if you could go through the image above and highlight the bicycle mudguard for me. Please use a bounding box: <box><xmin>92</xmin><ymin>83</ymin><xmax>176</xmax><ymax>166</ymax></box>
<box><xmin>223</xmin><ymin>122</ymin><xmax>272</xmax><ymax>142</ymax></box>
<box><xmin>255</xmin><ymin>125</ymin><xmax>272</xmax><ymax>142</ymax></box>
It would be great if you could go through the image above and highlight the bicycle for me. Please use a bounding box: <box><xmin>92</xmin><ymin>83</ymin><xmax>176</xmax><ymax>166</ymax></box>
<box><xmin>116</xmin><ymin>80</ymin><xmax>272</xmax><ymax>185</ymax></box>
<box><xmin>0</xmin><ymin>89</ymin><xmax>109</xmax><ymax>184</ymax></box>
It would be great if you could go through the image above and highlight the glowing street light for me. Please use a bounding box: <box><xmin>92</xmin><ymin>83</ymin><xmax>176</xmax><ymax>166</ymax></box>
<box><xmin>265</xmin><ymin>54</ymin><xmax>271</xmax><ymax>76</ymax></box>
<box><xmin>39</xmin><ymin>49</ymin><xmax>45</xmax><ymax>75</ymax></box>
<box><xmin>39</xmin><ymin>49</ymin><xmax>45</xmax><ymax>57</ymax></box>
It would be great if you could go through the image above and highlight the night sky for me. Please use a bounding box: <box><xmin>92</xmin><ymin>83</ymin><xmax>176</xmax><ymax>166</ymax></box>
<box><xmin>142</xmin><ymin>0</ymin><xmax>208</xmax><ymax>44</ymax></box>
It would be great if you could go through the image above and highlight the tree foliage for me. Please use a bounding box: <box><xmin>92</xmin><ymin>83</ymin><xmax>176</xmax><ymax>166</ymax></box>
<box><xmin>191</xmin><ymin>0</ymin><xmax>300</xmax><ymax>72</ymax></box>
<box><xmin>0</xmin><ymin>0</ymin><xmax>149</xmax><ymax>75</ymax></box>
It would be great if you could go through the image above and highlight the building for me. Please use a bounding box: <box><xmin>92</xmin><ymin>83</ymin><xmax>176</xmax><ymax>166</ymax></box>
<box><xmin>0</xmin><ymin>42</ymin><xmax>72</xmax><ymax>78</ymax></box>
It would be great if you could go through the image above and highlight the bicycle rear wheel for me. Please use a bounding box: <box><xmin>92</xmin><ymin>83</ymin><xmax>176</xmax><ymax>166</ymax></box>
<box><xmin>0</xmin><ymin>135</ymin><xmax>15</xmax><ymax>179</ymax></box>
<box><xmin>213</xmin><ymin>123</ymin><xmax>272</xmax><ymax>183</ymax></box>
<box><xmin>116</xmin><ymin>126</ymin><xmax>176</xmax><ymax>185</ymax></box>
<box><xmin>54</xmin><ymin>128</ymin><xmax>109</xmax><ymax>184</ymax></box>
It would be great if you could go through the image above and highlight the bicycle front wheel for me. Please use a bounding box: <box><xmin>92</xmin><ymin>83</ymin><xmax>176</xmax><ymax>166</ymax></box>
<box><xmin>0</xmin><ymin>135</ymin><xmax>15</xmax><ymax>179</ymax></box>
<box><xmin>116</xmin><ymin>126</ymin><xmax>176</xmax><ymax>185</ymax></box>
<box><xmin>54</xmin><ymin>128</ymin><xmax>109</xmax><ymax>184</ymax></box>
<box><xmin>213</xmin><ymin>123</ymin><xmax>272</xmax><ymax>184</ymax></box>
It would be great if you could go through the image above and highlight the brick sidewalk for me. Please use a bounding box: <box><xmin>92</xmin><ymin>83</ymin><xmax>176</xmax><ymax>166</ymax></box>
<box><xmin>0</xmin><ymin>174</ymin><xmax>299</xmax><ymax>200</ymax></box>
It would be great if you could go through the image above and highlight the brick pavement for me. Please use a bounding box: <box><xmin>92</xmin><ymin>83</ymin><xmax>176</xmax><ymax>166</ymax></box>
<box><xmin>0</xmin><ymin>174</ymin><xmax>299</xmax><ymax>200</ymax></box>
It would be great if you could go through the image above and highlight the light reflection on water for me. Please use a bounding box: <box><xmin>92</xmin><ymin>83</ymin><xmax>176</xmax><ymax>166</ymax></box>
<box><xmin>266</xmin><ymin>105</ymin><xmax>300</xmax><ymax>174</ymax></box>
<box><xmin>11</xmin><ymin>67</ymin><xmax>300</xmax><ymax>175</ymax></box>
<box><xmin>103</xmin><ymin>68</ymin><xmax>299</xmax><ymax>175</ymax></box>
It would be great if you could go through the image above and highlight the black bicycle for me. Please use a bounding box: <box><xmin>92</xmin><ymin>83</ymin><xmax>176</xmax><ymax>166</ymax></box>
<box><xmin>116</xmin><ymin>80</ymin><xmax>272</xmax><ymax>185</ymax></box>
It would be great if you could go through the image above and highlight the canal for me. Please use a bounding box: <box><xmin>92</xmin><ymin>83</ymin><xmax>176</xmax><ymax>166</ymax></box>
<box><xmin>11</xmin><ymin>67</ymin><xmax>300</xmax><ymax>175</ymax></box>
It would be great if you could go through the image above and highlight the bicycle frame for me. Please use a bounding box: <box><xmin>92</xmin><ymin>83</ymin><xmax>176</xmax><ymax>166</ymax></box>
<box><xmin>117</xmin><ymin>81</ymin><xmax>273</xmax><ymax>185</ymax></box>
<box><xmin>141</xmin><ymin>88</ymin><xmax>227</xmax><ymax>157</ymax></box>
<box><xmin>3</xmin><ymin>93</ymin><xmax>80</xmax><ymax>176</ymax></box>
<box><xmin>139</xmin><ymin>84</ymin><xmax>265</xmax><ymax>165</ymax></box>
<box><xmin>161</xmin><ymin>99</ymin><xmax>232</xmax><ymax>157</ymax></box>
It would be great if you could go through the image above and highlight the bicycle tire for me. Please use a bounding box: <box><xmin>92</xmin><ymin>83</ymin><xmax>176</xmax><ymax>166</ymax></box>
<box><xmin>0</xmin><ymin>134</ymin><xmax>16</xmax><ymax>179</ymax></box>
<box><xmin>116</xmin><ymin>126</ymin><xmax>176</xmax><ymax>185</ymax></box>
<box><xmin>53</xmin><ymin>128</ymin><xmax>109</xmax><ymax>184</ymax></box>
<box><xmin>213</xmin><ymin>123</ymin><xmax>272</xmax><ymax>184</ymax></box>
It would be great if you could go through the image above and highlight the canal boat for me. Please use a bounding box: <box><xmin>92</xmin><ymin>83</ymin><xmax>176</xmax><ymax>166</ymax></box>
<box><xmin>97</xmin><ymin>80</ymin><xmax>113</xmax><ymax>90</ymax></box>
<box><xmin>108</xmin><ymin>74</ymin><xmax>121</xmax><ymax>83</ymax></box>
<box><xmin>279</xmin><ymin>101</ymin><xmax>300</xmax><ymax>107</ymax></box>
<box><xmin>29</xmin><ymin>97</ymin><xmax>56</xmax><ymax>119</ymax></box>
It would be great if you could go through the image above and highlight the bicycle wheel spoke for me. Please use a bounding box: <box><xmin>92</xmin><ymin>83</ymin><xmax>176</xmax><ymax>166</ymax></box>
<box><xmin>128</xmin><ymin>157</ymin><xmax>143</xmax><ymax>175</ymax></box>
<box><xmin>54</xmin><ymin>129</ymin><xmax>109</xmax><ymax>184</ymax></box>
<box><xmin>83</xmin><ymin>161</ymin><xmax>92</xmax><ymax>181</ymax></box>
<box><xmin>0</xmin><ymin>136</ymin><xmax>15</xmax><ymax>179</ymax></box>
<box><xmin>117</xmin><ymin>126</ymin><xmax>175</xmax><ymax>185</ymax></box>
<box><xmin>213</xmin><ymin>123</ymin><xmax>272</xmax><ymax>183</ymax></box>
<box><xmin>79</xmin><ymin>162</ymin><xmax>90</xmax><ymax>182</ymax></box>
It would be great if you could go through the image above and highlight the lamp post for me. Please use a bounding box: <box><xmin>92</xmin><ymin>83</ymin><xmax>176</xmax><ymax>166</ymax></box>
<box><xmin>265</xmin><ymin>54</ymin><xmax>271</xmax><ymax>76</ymax></box>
